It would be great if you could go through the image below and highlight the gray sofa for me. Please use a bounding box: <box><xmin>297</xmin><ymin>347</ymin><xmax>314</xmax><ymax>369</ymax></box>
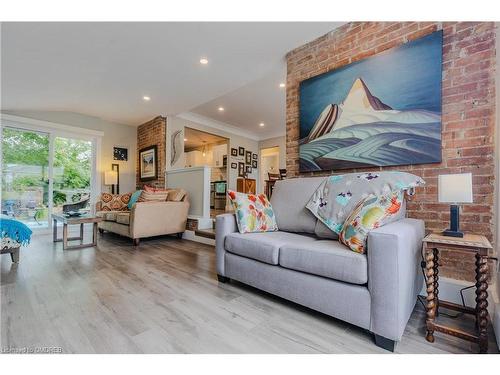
<box><xmin>216</xmin><ymin>176</ymin><xmax>425</xmax><ymax>351</ymax></box>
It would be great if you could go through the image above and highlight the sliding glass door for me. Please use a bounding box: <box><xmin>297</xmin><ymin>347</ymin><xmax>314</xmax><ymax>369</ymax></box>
<box><xmin>1</xmin><ymin>127</ymin><xmax>51</xmax><ymax>228</ymax></box>
<box><xmin>52</xmin><ymin>136</ymin><xmax>93</xmax><ymax>216</ymax></box>
<box><xmin>1</xmin><ymin>124</ymin><xmax>96</xmax><ymax>232</ymax></box>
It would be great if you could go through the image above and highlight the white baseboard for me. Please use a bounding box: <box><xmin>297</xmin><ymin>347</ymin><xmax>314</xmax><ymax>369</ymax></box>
<box><xmin>182</xmin><ymin>230</ymin><xmax>215</xmax><ymax>246</ymax></box>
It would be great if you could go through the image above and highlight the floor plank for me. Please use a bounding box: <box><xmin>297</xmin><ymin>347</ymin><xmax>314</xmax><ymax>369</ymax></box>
<box><xmin>1</xmin><ymin>229</ymin><xmax>498</xmax><ymax>354</ymax></box>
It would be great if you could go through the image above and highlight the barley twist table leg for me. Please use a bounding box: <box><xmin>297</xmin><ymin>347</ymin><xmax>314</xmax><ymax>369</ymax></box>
<box><xmin>475</xmin><ymin>253</ymin><xmax>489</xmax><ymax>353</ymax></box>
<box><xmin>433</xmin><ymin>247</ymin><xmax>439</xmax><ymax>316</ymax></box>
<box><xmin>425</xmin><ymin>246</ymin><xmax>436</xmax><ymax>343</ymax></box>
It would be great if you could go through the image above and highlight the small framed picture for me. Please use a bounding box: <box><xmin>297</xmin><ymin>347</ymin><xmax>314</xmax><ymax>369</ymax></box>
<box><xmin>113</xmin><ymin>146</ymin><xmax>128</xmax><ymax>161</ymax></box>
<box><xmin>139</xmin><ymin>145</ymin><xmax>158</xmax><ymax>181</ymax></box>
<box><xmin>245</xmin><ymin>151</ymin><xmax>252</xmax><ymax>164</ymax></box>
<box><xmin>238</xmin><ymin>162</ymin><xmax>245</xmax><ymax>177</ymax></box>
<box><xmin>231</xmin><ymin>148</ymin><xmax>238</xmax><ymax>157</ymax></box>
<box><xmin>252</xmin><ymin>160</ymin><xmax>258</xmax><ymax>169</ymax></box>
<box><xmin>252</xmin><ymin>153</ymin><xmax>257</xmax><ymax>160</ymax></box>
<box><xmin>231</xmin><ymin>162</ymin><xmax>237</xmax><ymax>169</ymax></box>
<box><xmin>245</xmin><ymin>165</ymin><xmax>252</xmax><ymax>174</ymax></box>
<box><xmin>238</xmin><ymin>146</ymin><xmax>245</xmax><ymax>156</ymax></box>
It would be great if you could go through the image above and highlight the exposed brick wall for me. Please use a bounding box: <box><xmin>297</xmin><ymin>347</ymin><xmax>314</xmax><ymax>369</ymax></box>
<box><xmin>136</xmin><ymin>116</ymin><xmax>166</xmax><ymax>189</ymax></box>
<box><xmin>286</xmin><ymin>22</ymin><xmax>497</xmax><ymax>281</ymax></box>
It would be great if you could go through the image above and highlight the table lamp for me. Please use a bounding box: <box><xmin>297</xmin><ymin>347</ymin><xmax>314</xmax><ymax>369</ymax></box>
<box><xmin>438</xmin><ymin>172</ymin><xmax>473</xmax><ymax>238</ymax></box>
<box><xmin>104</xmin><ymin>170</ymin><xmax>118</xmax><ymax>194</ymax></box>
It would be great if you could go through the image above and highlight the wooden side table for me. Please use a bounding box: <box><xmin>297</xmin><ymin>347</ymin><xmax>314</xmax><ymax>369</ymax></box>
<box><xmin>53</xmin><ymin>213</ymin><xmax>102</xmax><ymax>250</ymax></box>
<box><xmin>422</xmin><ymin>233</ymin><xmax>492</xmax><ymax>353</ymax></box>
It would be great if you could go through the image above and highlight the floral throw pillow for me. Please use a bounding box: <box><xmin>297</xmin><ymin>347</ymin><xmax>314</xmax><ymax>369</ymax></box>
<box><xmin>227</xmin><ymin>190</ymin><xmax>278</xmax><ymax>234</ymax></box>
<box><xmin>339</xmin><ymin>190</ymin><xmax>404</xmax><ymax>254</ymax></box>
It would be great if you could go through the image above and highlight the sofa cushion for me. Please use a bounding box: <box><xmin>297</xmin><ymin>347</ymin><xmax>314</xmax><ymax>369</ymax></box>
<box><xmin>115</xmin><ymin>212</ymin><xmax>130</xmax><ymax>225</ymax></box>
<box><xmin>279</xmin><ymin>240</ymin><xmax>368</xmax><ymax>285</ymax></box>
<box><xmin>96</xmin><ymin>211</ymin><xmax>120</xmax><ymax>222</ymax></box>
<box><xmin>225</xmin><ymin>231</ymin><xmax>317</xmax><ymax>265</ymax></box>
<box><xmin>270</xmin><ymin>177</ymin><xmax>326</xmax><ymax>234</ymax></box>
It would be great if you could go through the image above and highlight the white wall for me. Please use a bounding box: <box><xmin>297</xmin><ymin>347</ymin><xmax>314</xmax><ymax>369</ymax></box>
<box><xmin>2</xmin><ymin>111</ymin><xmax>137</xmax><ymax>193</ymax></box>
<box><xmin>167</xmin><ymin>115</ymin><xmax>260</xmax><ymax>194</ymax></box>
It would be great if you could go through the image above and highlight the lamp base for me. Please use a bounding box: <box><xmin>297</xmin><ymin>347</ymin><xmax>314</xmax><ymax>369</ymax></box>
<box><xmin>442</xmin><ymin>229</ymin><xmax>464</xmax><ymax>238</ymax></box>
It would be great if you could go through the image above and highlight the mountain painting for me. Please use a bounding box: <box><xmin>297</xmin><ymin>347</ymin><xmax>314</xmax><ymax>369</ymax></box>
<box><xmin>299</xmin><ymin>30</ymin><xmax>442</xmax><ymax>172</ymax></box>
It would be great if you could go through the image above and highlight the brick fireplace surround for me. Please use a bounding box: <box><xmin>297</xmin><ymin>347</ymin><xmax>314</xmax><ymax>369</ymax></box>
<box><xmin>285</xmin><ymin>22</ymin><xmax>497</xmax><ymax>281</ymax></box>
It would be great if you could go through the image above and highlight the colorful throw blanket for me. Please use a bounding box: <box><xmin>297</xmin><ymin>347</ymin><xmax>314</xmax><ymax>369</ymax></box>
<box><xmin>0</xmin><ymin>215</ymin><xmax>33</xmax><ymax>246</ymax></box>
<box><xmin>306</xmin><ymin>171</ymin><xmax>425</xmax><ymax>234</ymax></box>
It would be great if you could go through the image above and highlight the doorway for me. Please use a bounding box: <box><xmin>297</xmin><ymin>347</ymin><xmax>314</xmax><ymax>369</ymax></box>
<box><xmin>260</xmin><ymin>146</ymin><xmax>280</xmax><ymax>194</ymax></box>
<box><xmin>1</xmin><ymin>125</ymin><xmax>96</xmax><ymax>232</ymax></box>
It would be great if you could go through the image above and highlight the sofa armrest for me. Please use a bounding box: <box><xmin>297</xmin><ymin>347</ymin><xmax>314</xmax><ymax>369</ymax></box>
<box><xmin>130</xmin><ymin>201</ymin><xmax>190</xmax><ymax>238</ymax></box>
<box><xmin>367</xmin><ymin>218</ymin><xmax>425</xmax><ymax>341</ymax></box>
<box><xmin>215</xmin><ymin>213</ymin><xmax>238</xmax><ymax>276</ymax></box>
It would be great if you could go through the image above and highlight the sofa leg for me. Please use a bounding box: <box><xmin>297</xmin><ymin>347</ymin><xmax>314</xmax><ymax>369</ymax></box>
<box><xmin>217</xmin><ymin>274</ymin><xmax>230</xmax><ymax>283</ymax></box>
<box><xmin>10</xmin><ymin>248</ymin><xmax>20</xmax><ymax>263</ymax></box>
<box><xmin>133</xmin><ymin>238</ymin><xmax>140</xmax><ymax>246</ymax></box>
<box><xmin>98</xmin><ymin>228</ymin><xmax>104</xmax><ymax>234</ymax></box>
<box><xmin>374</xmin><ymin>334</ymin><xmax>396</xmax><ymax>352</ymax></box>
<box><xmin>176</xmin><ymin>232</ymin><xmax>183</xmax><ymax>239</ymax></box>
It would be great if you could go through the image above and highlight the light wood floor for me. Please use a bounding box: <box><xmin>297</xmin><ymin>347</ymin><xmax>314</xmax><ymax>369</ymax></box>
<box><xmin>1</xmin><ymin>228</ymin><xmax>498</xmax><ymax>354</ymax></box>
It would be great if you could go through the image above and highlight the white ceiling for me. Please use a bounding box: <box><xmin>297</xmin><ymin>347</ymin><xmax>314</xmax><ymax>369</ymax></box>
<box><xmin>1</xmin><ymin>22</ymin><xmax>343</xmax><ymax>138</ymax></box>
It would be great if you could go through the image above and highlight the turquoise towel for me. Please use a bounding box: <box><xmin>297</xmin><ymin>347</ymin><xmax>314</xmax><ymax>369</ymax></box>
<box><xmin>0</xmin><ymin>215</ymin><xmax>33</xmax><ymax>246</ymax></box>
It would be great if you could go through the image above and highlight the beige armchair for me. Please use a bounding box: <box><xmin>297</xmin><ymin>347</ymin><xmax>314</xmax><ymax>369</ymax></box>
<box><xmin>96</xmin><ymin>191</ymin><xmax>189</xmax><ymax>245</ymax></box>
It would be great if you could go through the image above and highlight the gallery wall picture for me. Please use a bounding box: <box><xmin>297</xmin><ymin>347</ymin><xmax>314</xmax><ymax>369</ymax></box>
<box><xmin>231</xmin><ymin>148</ymin><xmax>238</xmax><ymax>157</ymax></box>
<box><xmin>238</xmin><ymin>146</ymin><xmax>245</xmax><ymax>156</ymax></box>
<box><xmin>139</xmin><ymin>145</ymin><xmax>158</xmax><ymax>181</ymax></box>
<box><xmin>113</xmin><ymin>146</ymin><xmax>128</xmax><ymax>161</ymax></box>
<box><xmin>299</xmin><ymin>30</ymin><xmax>443</xmax><ymax>172</ymax></box>
<box><xmin>231</xmin><ymin>162</ymin><xmax>237</xmax><ymax>169</ymax></box>
<box><xmin>252</xmin><ymin>160</ymin><xmax>258</xmax><ymax>169</ymax></box>
<box><xmin>238</xmin><ymin>162</ymin><xmax>245</xmax><ymax>177</ymax></box>
<box><xmin>245</xmin><ymin>151</ymin><xmax>252</xmax><ymax>165</ymax></box>
<box><xmin>252</xmin><ymin>153</ymin><xmax>257</xmax><ymax>160</ymax></box>
<box><xmin>245</xmin><ymin>166</ymin><xmax>252</xmax><ymax>174</ymax></box>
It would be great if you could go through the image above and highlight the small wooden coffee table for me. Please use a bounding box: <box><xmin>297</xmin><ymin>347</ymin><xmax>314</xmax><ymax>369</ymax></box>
<box><xmin>52</xmin><ymin>213</ymin><xmax>102</xmax><ymax>250</ymax></box>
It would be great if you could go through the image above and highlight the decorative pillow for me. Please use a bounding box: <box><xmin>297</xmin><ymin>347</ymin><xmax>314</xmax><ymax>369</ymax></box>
<box><xmin>128</xmin><ymin>190</ymin><xmax>143</xmax><ymax>209</ymax></box>
<box><xmin>143</xmin><ymin>185</ymin><xmax>168</xmax><ymax>193</ymax></box>
<box><xmin>99</xmin><ymin>192</ymin><xmax>131</xmax><ymax>211</ymax></box>
<box><xmin>339</xmin><ymin>190</ymin><xmax>404</xmax><ymax>254</ymax></box>
<box><xmin>227</xmin><ymin>190</ymin><xmax>278</xmax><ymax>234</ymax></box>
<box><xmin>306</xmin><ymin>171</ymin><xmax>424</xmax><ymax>234</ymax></box>
<box><xmin>138</xmin><ymin>190</ymin><xmax>169</xmax><ymax>202</ymax></box>
<box><xmin>167</xmin><ymin>188</ymin><xmax>187</xmax><ymax>202</ymax></box>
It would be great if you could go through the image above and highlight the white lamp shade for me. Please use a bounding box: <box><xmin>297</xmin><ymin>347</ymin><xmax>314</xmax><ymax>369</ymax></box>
<box><xmin>438</xmin><ymin>173</ymin><xmax>473</xmax><ymax>203</ymax></box>
<box><xmin>104</xmin><ymin>170</ymin><xmax>118</xmax><ymax>185</ymax></box>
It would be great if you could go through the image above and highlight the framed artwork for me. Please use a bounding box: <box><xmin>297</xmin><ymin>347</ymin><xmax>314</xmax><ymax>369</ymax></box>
<box><xmin>252</xmin><ymin>153</ymin><xmax>257</xmax><ymax>160</ymax></box>
<box><xmin>238</xmin><ymin>162</ymin><xmax>245</xmax><ymax>177</ymax></box>
<box><xmin>252</xmin><ymin>160</ymin><xmax>258</xmax><ymax>169</ymax></box>
<box><xmin>238</xmin><ymin>146</ymin><xmax>245</xmax><ymax>156</ymax></box>
<box><xmin>245</xmin><ymin>166</ymin><xmax>252</xmax><ymax>174</ymax></box>
<box><xmin>231</xmin><ymin>162</ymin><xmax>237</xmax><ymax>169</ymax></box>
<box><xmin>245</xmin><ymin>151</ymin><xmax>252</xmax><ymax>165</ymax></box>
<box><xmin>299</xmin><ymin>30</ymin><xmax>442</xmax><ymax>172</ymax></box>
<box><xmin>139</xmin><ymin>145</ymin><xmax>158</xmax><ymax>181</ymax></box>
<box><xmin>231</xmin><ymin>148</ymin><xmax>238</xmax><ymax>157</ymax></box>
<box><xmin>113</xmin><ymin>146</ymin><xmax>128</xmax><ymax>161</ymax></box>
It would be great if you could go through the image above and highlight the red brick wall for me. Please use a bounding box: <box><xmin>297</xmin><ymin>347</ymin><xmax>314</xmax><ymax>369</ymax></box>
<box><xmin>136</xmin><ymin>116</ymin><xmax>166</xmax><ymax>189</ymax></box>
<box><xmin>286</xmin><ymin>22</ymin><xmax>496</xmax><ymax>281</ymax></box>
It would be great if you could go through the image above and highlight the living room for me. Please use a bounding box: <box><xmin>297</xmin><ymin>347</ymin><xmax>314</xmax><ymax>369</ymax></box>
<box><xmin>1</xmin><ymin>0</ymin><xmax>499</xmax><ymax>372</ymax></box>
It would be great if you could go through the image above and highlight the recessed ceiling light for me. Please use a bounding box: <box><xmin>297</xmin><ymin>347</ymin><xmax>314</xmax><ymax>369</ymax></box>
<box><xmin>199</xmin><ymin>58</ymin><xmax>209</xmax><ymax>65</ymax></box>
<box><xmin>259</xmin><ymin>122</ymin><xmax>265</xmax><ymax>127</ymax></box>
<box><xmin>279</xmin><ymin>83</ymin><xmax>286</xmax><ymax>88</ymax></box>
<box><xmin>184</xmin><ymin>138</ymin><xmax>188</xmax><ymax>142</ymax></box>
<box><xmin>218</xmin><ymin>107</ymin><xmax>224</xmax><ymax>111</ymax></box>
<box><xmin>142</xmin><ymin>95</ymin><xmax>151</xmax><ymax>101</ymax></box>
